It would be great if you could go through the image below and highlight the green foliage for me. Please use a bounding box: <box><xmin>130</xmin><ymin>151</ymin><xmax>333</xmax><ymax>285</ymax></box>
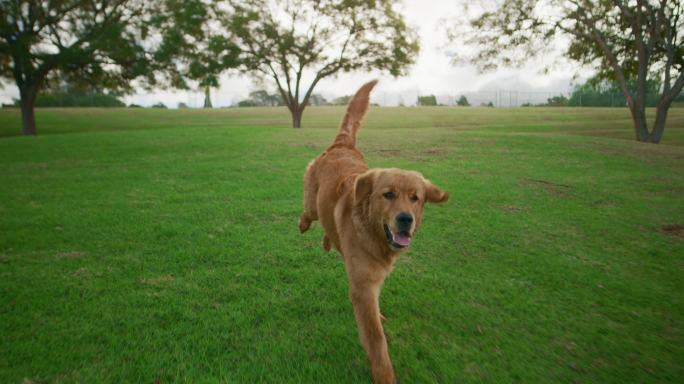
<box><xmin>0</xmin><ymin>0</ymin><xmax>240</xmax><ymax>133</ymax></box>
<box><xmin>448</xmin><ymin>1</ymin><xmax>684</xmax><ymax>142</ymax></box>
<box><xmin>331</xmin><ymin>95</ymin><xmax>352</xmax><ymax>105</ymax></box>
<box><xmin>457</xmin><ymin>95</ymin><xmax>470</xmax><ymax>106</ymax></box>
<box><xmin>12</xmin><ymin>87</ymin><xmax>125</xmax><ymax>108</ymax></box>
<box><xmin>569</xmin><ymin>78</ymin><xmax>661</xmax><ymax>107</ymax></box>
<box><xmin>0</xmin><ymin>1</ymin><xmax>154</xmax><ymax>93</ymax></box>
<box><xmin>230</xmin><ymin>0</ymin><xmax>418</xmax><ymax>78</ymax></box>
<box><xmin>0</xmin><ymin>107</ymin><xmax>683</xmax><ymax>382</ymax></box>
<box><xmin>308</xmin><ymin>94</ymin><xmax>328</xmax><ymax>106</ymax></box>
<box><xmin>546</xmin><ymin>95</ymin><xmax>569</xmax><ymax>107</ymax></box>
<box><xmin>237</xmin><ymin>99</ymin><xmax>259</xmax><ymax>107</ymax></box>
<box><xmin>249</xmin><ymin>90</ymin><xmax>284</xmax><ymax>107</ymax></box>
<box><xmin>417</xmin><ymin>95</ymin><xmax>437</xmax><ymax>106</ymax></box>
<box><xmin>151</xmin><ymin>1</ymin><xmax>240</xmax><ymax>88</ymax></box>
<box><xmin>228</xmin><ymin>0</ymin><xmax>419</xmax><ymax>126</ymax></box>
<box><xmin>238</xmin><ymin>90</ymin><xmax>285</xmax><ymax>107</ymax></box>
<box><xmin>448</xmin><ymin>1</ymin><xmax>682</xmax><ymax>82</ymax></box>
<box><xmin>150</xmin><ymin>102</ymin><xmax>168</xmax><ymax>109</ymax></box>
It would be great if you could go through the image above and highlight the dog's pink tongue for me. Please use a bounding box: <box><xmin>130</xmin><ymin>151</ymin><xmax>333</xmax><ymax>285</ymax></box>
<box><xmin>393</xmin><ymin>232</ymin><xmax>412</xmax><ymax>246</ymax></box>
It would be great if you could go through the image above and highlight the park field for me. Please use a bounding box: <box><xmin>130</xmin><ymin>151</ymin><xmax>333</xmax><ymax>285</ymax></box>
<box><xmin>0</xmin><ymin>106</ymin><xmax>683</xmax><ymax>383</ymax></box>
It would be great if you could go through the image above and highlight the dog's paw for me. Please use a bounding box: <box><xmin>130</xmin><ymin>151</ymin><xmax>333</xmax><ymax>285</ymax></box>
<box><xmin>299</xmin><ymin>215</ymin><xmax>312</xmax><ymax>233</ymax></box>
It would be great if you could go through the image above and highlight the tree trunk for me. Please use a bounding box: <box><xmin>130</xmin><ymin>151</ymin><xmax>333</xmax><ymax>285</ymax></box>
<box><xmin>291</xmin><ymin>105</ymin><xmax>303</xmax><ymax>128</ymax></box>
<box><xmin>19</xmin><ymin>85</ymin><xmax>38</xmax><ymax>136</ymax></box>
<box><xmin>630</xmin><ymin>104</ymin><xmax>650</xmax><ymax>142</ymax></box>
<box><xmin>650</xmin><ymin>104</ymin><xmax>669</xmax><ymax>144</ymax></box>
<box><xmin>203</xmin><ymin>86</ymin><xmax>212</xmax><ymax>108</ymax></box>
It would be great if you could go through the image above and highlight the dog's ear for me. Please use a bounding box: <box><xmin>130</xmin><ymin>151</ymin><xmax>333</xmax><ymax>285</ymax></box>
<box><xmin>354</xmin><ymin>170</ymin><xmax>376</xmax><ymax>205</ymax></box>
<box><xmin>424</xmin><ymin>179</ymin><xmax>449</xmax><ymax>204</ymax></box>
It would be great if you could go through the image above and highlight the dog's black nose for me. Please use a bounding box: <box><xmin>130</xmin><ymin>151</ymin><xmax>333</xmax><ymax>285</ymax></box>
<box><xmin>395</xmin><ymin>212</ymin><xmax>414</xmax><ymax>230</ymax></box>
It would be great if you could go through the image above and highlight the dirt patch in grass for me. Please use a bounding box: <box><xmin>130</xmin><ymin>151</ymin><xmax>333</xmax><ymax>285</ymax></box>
<box><xmin>141</xmin><ymin>275</ymin><xmax>175</xmax><ymax>286</ymax></box>
<box><xmin>589</xmin><ymin>199</ymin><xmax>617</xmax><ymax>207</ymax></box>
<box><xmin>57</xmin><ymin>251</ymin><xmax>86</xmax><ymax>259</ymax></box>
<box><xmin>366</xmin><ymin>147</ymin><xmax>450</xmax><ymax>162</ymax></box>
<box><xmin>501</xmin><ymin>205</ymin><xmax>528</xmax><ymax>214</ymax></box>
<box><xmin>520</xmin><ymin>178</ymin><xmax>573</xmax><ymax>197</ymax></box>
<box><xmin>424</xmin><ymin>147</ymin><xmax>449</xmax><ymax>156</ymax></box>
<box><xmin>660</xmin><ymin>224</ymin><xmax>684</xmax><ymax>238</ymax></box>
<box><xmin>584</xmin><ymin>140</ymin><xmax>684</xmax><ymax>161</ymax></box>
<box><xmin>71</xmin><ymin>267</ymin><xmax>89</xmax><ymax>277</ymax></box>
<box><xmin>288</xmin><ymin>142</ymin><xmax>320</xmax><ymax>150</ymax></box>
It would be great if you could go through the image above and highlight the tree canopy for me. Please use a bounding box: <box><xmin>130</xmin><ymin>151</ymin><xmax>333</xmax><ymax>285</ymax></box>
<box><xmin>569</xmin><ymin>77</ymin><xmax>661</xmax><ymax>107</ymax></box>
<box><xmin>15</xmin><ymin>86</ymin><xmax>126</xmax><ymax>108</ymax></box>
<box><xmin>447</xmin><ymin>0</ymin><xmax>684</xmax><ymax>143</ymax></box>
<box><xmin>456</xmin><ymin>95</ymin><xmax>470</xmax><ymax>107</ymax></box>
<box><xmin>417</xmin><ymin>95</ymin><xmax>437</xmax><ymax>106</ymax></box>
<box><xmin>0</xmin><ymin>0</ymin><xmax>238</xmax><ymax>135</ymax></box>
<box><xmin>0</xmin><ymin>1</ymin><xmax>156</xmax><ymax>134</ymax></box>
<box><xmin>151</xmin><ymin>0</ymin><xmax>240</xmax><ymax>89</ymax></box>
<box><xmin>228</xmin><ymin>0</ymin><xmax>419</xmax><ymax>127</ymax></box>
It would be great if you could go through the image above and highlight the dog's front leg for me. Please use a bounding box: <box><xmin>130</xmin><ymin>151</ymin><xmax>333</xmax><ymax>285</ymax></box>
<box><xmin>349</xmin><ymin>278</ymin><xmax>395</xmax><ymax>384</ymax></box>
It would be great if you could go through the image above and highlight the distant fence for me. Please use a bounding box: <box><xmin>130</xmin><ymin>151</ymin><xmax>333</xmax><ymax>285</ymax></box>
<box><xmin>110</xmin><ymin>89</ymin><xmax>684</xmax><ymax>108</ymax></box>
<box><xmin>435</xmin><ymin>90</ymin><xmax>641</xmax><ymax>108</ymax></box>
<box><xmin>367</xmin><ymin>90</ymin><xmax>665</xmax><ymax>108</ymax></box>
<box><xmin>183</xmin><ymin>88</ymin><xmax>679</xmax><ymax>108</ymax></box>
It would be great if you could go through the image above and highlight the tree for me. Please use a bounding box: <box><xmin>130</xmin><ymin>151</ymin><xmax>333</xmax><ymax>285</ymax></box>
<box><xmin>31</xmin><ymin>90</ymin><xmax>125</xmax><ymax>108</ymax></box>
<box><xmin>0</xmin><ymin>1</ymin><xmax>154</xmax><ymax>135</ymax></box>
<box><xmin>448</xmin><ymin>0</ymin><xmax>684</xmax><ymax>143</ymax></box>
<box><xmin>456</xmin><ymin>95</ymin><xmax>470</xmax><ymax>106</ymax></box>
<box><xmin>204</xmin><ymin>86</ymin><xmax>213</xmax><ymax>108</ymax></box>
<box><xmin>417</xmin><ymin>95</ymin><xmax>437</xmax><ymax>106</ymax></box>
<box><xmin>307</xmin><ymin>93</ymin><xmax>328</xmax><ymax>106</ymax></box>
<box><xmin>0</xmin><ymin>1</ymin><xmax>237</xmax><ymax>135</ymax></box>
<box><xmin>569</xmin><ymin>77</ymin><xmax>660</xmax><ymax>107</ymax></box>
<box><xmin>249</xmin><ymin>90</ymin><xmax>283</xmax><ymax>106</ymax></box>
<box><xmin>10</xmin><ymin>80</ymin><xmax>126</xmax><ymax>107</ymax></box>
<box><xmin>331</xmin><ymin>95</ymin><xmax>352</xmax><ymax>105</ymax></box>
<box><xmin>237</xmin><ymin>89</ymin><xmax>286</xmax><ymax>107</ymax></box>
<box><xmin>152</xmin><ymin>1</ymin><xmax>240</xmax><ymax>108</ymax></box>
<box><xmin>546</xmin><ymin>95</ymin><xmax>569</xmax><ymax>107</ymax></box>
<box><xmin>228</xmin><ymin>0</ymin><xmax>419</xmax><ymax>128</ymax></box>
<box><xmin>237</xmin><ymin>99</ymin><xmax>259</xmax><ymax>107</ymax></box>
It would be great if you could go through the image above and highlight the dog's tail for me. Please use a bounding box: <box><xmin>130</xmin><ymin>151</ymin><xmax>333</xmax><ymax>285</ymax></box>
<box><xmin>332</xmin><ymin>80</ymin><xmax>378</xmax><ymax>148</ymax></box>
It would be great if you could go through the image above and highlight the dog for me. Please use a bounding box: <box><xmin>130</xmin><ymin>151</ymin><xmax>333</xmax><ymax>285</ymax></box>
<box><xmin>298</xmin><ymin>80</ymin><xmax>448</xmax><ymax>384</ymax></box>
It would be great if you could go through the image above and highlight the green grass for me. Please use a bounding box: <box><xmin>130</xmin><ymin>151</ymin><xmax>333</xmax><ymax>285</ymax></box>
<box><xmin>0</xmin><ymin>106</ymin><xmax>683</xmax><ymax>383</ymax></box>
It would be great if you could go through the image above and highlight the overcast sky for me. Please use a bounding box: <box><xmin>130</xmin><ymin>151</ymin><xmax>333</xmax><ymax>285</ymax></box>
<box><xmin>0</xmin><ymin>0</ymin><xmax>588</xmax><ymax>107</ymax></box>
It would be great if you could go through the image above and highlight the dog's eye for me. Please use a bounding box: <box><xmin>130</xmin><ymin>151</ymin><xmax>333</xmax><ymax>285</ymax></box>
<box><xmin>382</xmin><ymin>191</ymin><xmax>395</xmax><ymax>200</ymax></box>
<box><xmin>410</xmin><ymin>194</ymin><xmax>419</xmax><ymax>202</ymax></box>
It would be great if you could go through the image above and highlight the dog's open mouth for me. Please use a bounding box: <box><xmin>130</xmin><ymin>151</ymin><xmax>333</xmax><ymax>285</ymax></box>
<box><xmin>384</xmin><ymin>224</ymin><xmax>412</xmax><ymax>249</ymax></box>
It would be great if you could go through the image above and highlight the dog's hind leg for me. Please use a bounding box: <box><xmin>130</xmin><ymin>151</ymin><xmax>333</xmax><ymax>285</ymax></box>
<box><xmin>322</xmin><ymin>235</ymin><xmax>331</xmax><ymax>251</ymax></box>
<box><xmin>299</xmin><ymin>212</ymin><xmax>314</xmax><ymax>233</ymax></box>
<box><xmin>299</xmin><ymin>160</ymin><xmax>318</xmax><ymax>233</ymax></box>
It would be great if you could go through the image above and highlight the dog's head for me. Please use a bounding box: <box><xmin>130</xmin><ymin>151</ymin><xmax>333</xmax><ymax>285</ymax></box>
<box><xmin>353</xmin><ymin>168</ymin><xmax>448</xmax><ymax>252</ymax></box>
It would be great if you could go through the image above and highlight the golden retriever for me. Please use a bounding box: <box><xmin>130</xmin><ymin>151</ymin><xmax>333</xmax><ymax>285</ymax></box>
<box><xmin>299</xmin><ymin>80</ymin><xmax>448</xmax><ymax>384</ymax></box>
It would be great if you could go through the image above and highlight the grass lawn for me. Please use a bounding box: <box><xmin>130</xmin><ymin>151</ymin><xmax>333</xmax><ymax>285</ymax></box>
<box><xmin>0</xmin><ymin>106</ymin><xmax>683</xmax><ymax>383</ymax></box>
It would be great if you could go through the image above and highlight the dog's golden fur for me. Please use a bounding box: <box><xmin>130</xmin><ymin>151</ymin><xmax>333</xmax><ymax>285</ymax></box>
<box><xmin>299</xmin><ymin>80</ymin><xmax>448</xmax><ymax>384</ymax></box>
